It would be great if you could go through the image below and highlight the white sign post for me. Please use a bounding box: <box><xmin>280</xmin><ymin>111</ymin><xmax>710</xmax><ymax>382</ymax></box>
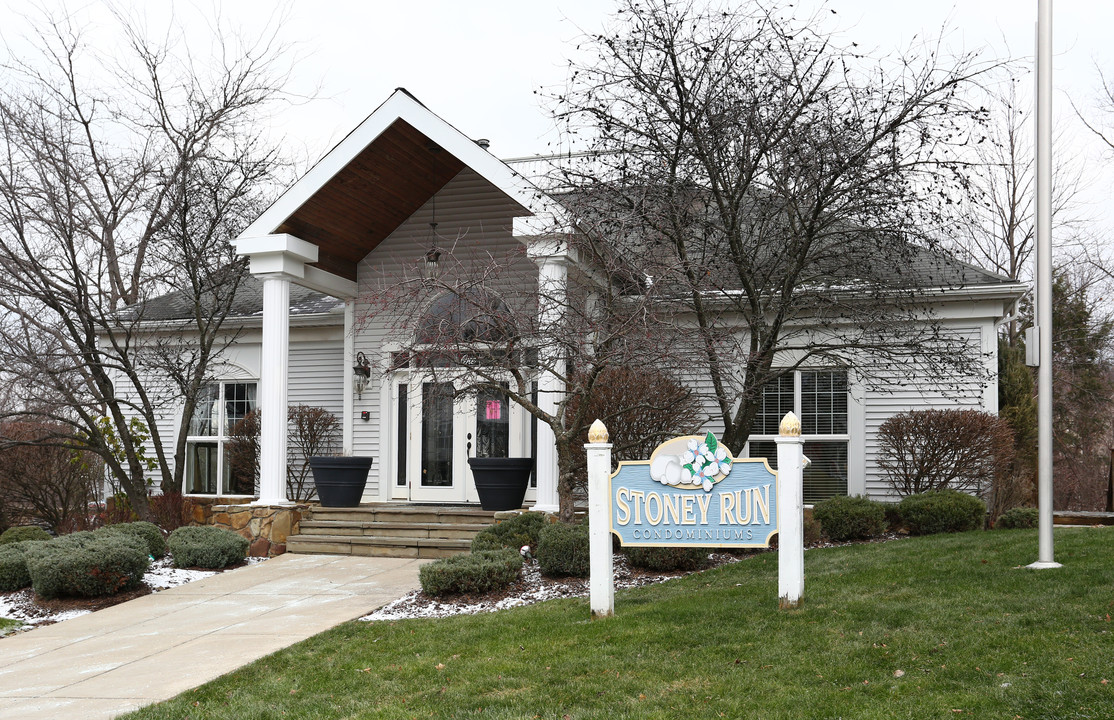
<box><xmin>586</xmin><ymin>419</ymin><xmax>614</xmax><ymax>618</ymax></box>
<box><xmin>775</xmin><ymin>412</ymin><xmax>805</xmax><ymax>609</ymax></box>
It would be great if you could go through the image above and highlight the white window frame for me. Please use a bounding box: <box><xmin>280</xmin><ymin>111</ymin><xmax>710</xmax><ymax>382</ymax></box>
<box><xmin>746</xmin><ymin>369</ymin><xmax>853</xmax><ymax>500</ymax></box>
<box><xmin>184</xmin><ymin>380</ymin><xmax>258</xmax><ymax>498</ymax></box>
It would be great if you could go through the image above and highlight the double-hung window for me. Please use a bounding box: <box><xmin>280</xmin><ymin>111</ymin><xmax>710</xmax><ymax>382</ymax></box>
<box><xmin>184</xmin><ymin>381</ymin><xmax>257</xmax><ymax>496</ymax></box>
<box><xmin>747</xmin><ymin>369</ymin><xmax>849</xmax><ymax>503</ymax></box>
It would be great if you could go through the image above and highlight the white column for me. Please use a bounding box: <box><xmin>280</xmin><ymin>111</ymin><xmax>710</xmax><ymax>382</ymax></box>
<box><xmin>776</xmin><ymin>412</ymin><xmax>805</xmax><ymax>609</ymax></box>
<box><xmin>533</xmin><ymin>255</ymin><xmax>567</xmax><ymax>514</ymax></box>
<box><xmin>257</xmin><ymin>275</ymin><xmax>292</xmax><ymax>505</ymax></box>
<box><xmin>586</xmin><ymin>420</ymin><xmax>613</xmax><ymax>618</ymax></box>
<box><xmin>342</xmin><ymin>299</ymin><xmax>355</xmax><ymax>456</ymax></box>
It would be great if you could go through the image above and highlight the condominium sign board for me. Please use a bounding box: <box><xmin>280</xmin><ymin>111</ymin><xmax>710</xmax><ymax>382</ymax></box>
<box><xmin>609</xmin><ymin>433</ymin><xmax>779</xmax><ymax>548</ymax></box>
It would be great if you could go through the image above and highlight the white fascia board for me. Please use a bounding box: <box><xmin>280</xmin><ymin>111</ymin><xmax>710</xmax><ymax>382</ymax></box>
<box><xmin>650</xmin><ymin>281</ymin><xmax>1029</xmax><ymax>309</ymax></box>
<box><xmin>238</xmin><ymin>90</ymin><xmax>571</xmax><ymax>240</ymax></box>
<box><xmin>105</xmin><ymin>310</ymin><xmax>344</xmax><ymax>336</ymax></box>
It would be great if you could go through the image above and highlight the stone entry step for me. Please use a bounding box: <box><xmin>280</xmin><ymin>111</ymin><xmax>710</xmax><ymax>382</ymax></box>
<box><xmin>286</xmin><ymin>504</ymin><xmax>500</xmax><ymax>559</ymax></box>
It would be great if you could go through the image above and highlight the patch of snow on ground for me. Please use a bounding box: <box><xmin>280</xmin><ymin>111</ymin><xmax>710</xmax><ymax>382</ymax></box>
<box><xmin>142</xmin><ymin>557</ymin><xmax>216</xmax><ymax>589</ymax></box>
<box><xmin>0</xmin><ymin>591</ymin><xmax>91</xmax><ymax>628</ymax></box>
<box><xmin>361</xmin><ymin>553</ymin><xmax>741</xmax><ymax>622</ymax></box>
<box><xmin>1</xmin><ymin>555</ymin><xmax>269</xmax><ymax>633</ymax></box>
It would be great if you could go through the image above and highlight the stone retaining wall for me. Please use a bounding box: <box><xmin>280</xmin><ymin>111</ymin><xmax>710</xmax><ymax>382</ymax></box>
<box><xmin>184</xmin><ymin>496</ymin><xmax>252</xmax><ymax>526</ymax></box>
<box><xmin>208</xmin><ymin>504</ymin><xmax>307</xmax><ymax>557</ymax></box>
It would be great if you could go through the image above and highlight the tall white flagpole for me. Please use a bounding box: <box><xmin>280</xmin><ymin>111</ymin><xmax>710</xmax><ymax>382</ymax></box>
<box><xmin>1030</xmin><ymin>0</ymin><xmax>1061</xmax><ymax>569</ymax></box>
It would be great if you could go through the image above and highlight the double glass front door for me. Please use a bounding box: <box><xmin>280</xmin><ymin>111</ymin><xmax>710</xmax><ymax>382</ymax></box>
<box><xmin>393</xmin><ymin>375</ymin><xmax>525</xmax><ymax>503</ymax></box>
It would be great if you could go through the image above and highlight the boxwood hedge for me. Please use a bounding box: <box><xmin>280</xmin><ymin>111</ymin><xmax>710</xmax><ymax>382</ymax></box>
<box><xmin>0</xmin><ymin>526</ymin><xmax>51</xmax><ymax>545</ymax></box>
<box><xmin>624</xmin><ymin>546</ymin><xmax>711</xmax><ymax>572</ymax></box>
<box><xmin>0</xmin><ymin>540</ymin><xmax>42</xmax><ymax>591</ymax></box>
<box><xmin>167</xmin><ymin>526</ymin><xmax>249</xmax><ymax>569</ymax></box>
<box><xmin>899</xmin><ymin>489</ymin><xmax>986</xmax><ymax>535</ymax></box>
<box><xmin>812</xmin><ymin>495</ymin><xmax>888</xmax><ymax>541</ymax></box>
<box><xmin>100</xmin><ymin>521</ymin><xmax>168</xmax><ymax>558</ymax></box>
<box><xmin>995</xmin><ymin>506</ymin><xmax>1039</xmax><ymax>529</ymax></box>
<box><xmin>470</xmin><ymin>512</ymin><xmax>548</xmax><ymax>554</ymax></box>
<box><xmin>24</xmin><ymin>531</ymin><xmax>150</xmax><ymax>598</ymax></box>
<box><xmin>537</xmin><ymin>522</ymin><xmax>590</xmax><ymax>578</ymax></box>
<box><xmin>419</xmin><ymin>549</ymin><xmax>523</xmax><ymax>597</ymax></box>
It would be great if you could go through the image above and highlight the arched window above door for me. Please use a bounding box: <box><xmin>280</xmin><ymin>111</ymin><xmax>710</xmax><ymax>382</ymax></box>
<box><xmin>416</xmin><ymin>289</ymin><xmax>515</xmax><ymax>344</ymax></box>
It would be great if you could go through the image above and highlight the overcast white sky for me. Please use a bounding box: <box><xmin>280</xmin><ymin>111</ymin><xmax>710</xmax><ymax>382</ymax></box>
<box><xmin>2</xmin><ymin>0</ymin><xmax>1113</xmax><ymax>236</ymax></box>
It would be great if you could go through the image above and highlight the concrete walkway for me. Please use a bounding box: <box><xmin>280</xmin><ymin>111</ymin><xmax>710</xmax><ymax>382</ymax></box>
<box><xmin>0</xmin><ymin>554</ymin><xmax>425</xmax><ymax>720</ymax></box>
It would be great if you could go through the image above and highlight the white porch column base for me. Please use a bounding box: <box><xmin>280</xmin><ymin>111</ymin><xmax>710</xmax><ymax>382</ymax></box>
<box><xmin>256</xmin><ymin>274</ymin><xmax>293</xmax><ymax>506</ymax></box>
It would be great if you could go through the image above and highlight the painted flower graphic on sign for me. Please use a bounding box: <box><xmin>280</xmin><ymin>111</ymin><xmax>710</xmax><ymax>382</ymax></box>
<box><xmin>649</xmin><ymin>432</ymin><xmax>732</xmax><ymax>492</ymax></box>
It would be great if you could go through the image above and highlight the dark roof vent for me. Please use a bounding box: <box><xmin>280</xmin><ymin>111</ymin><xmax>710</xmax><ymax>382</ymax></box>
<box><xmin>476</xmin><ymin>138</ymin><xmax>490</xmax><ymax>149</ymax></box>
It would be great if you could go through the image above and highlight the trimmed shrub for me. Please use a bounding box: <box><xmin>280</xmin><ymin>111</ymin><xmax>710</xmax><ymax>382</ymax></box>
<box><xmin>0</xmin><ymin>540</ymin><xmax>42</xmax><ymax>591</ymax></box>
<box><xmin>0</xmin><ymin>525</ymin><xmax>51</xmax><ymax>545</ymax></box>
<box><xmin>624</xmin><ymin>546</ymin><xmax>710</xmax><ymax>572</ymax></box>
<box><xmin>419</xmin><ymin>549</ymin><xmax>523</xmax><ymax>597</ymax></box>
<box><xmin>899</xmin><ymin>489</ymin><xmax>986</xmax><ymax>535</ymax></box>
<box><xmin>537</xmin><ymin>522</ymin><xmax>590</xmax><ymax>578</ymax></box>
<box><xmin>100</xmin><ymin>521</ymin><xmax>167</xmax><ymax>559</ymax></box>
<box><xmin>812</xmin><ymin>495</ymin><xmax>887</xmax><ymax>541</ymax></box>
<box><xmin>995</xmin><ymin>506</ymin><xmax>1040</xmax><ymax>529</ymax></box>
<box><xmin>878</xmin><ymin>409</ymin><xmax>1014</xmax><ymax>497</ymax></box>
<box><xmin>24</xmin><ymin>531</ymin><xmax>149</xmax><ymax>598</ymax></box>
<box><xmin>168</xmin><ymin>526</ymin><xmax>249</xmax><ymax>569</ymax></box>
<box><xmin>471</xmin><ymin>512</ymin><xmax>548</xmax><ymax>554</ymax></box>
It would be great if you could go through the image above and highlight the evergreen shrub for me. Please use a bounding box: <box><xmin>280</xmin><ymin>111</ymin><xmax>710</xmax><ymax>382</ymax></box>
<box><xmin>812</xmin><ymin>495</ymin><xmax>887</xmax><ymax>541</ymax></box>
<box><xmin>0</xmin><ymin>541</ymin><xmax>41</xmax><ymax>591</ymax></box>
<box><xmin>100</xmin><ymin>521</ymin><xmax>167</xmax><ymax>558</ymax></box>
<box><xmin>0</xmin><ymin>526</ymin><xmax>50</xmax><ymax>545</ymax></box>
<box><xmin>470</xmin><ymin>512</ymin><xmax>548</xmax><ymax>554</ymax></box>
<box><xmin>168</xmin><ymin>526</ymin><xmax>249</xmax><ymax>569</ymax></box>
<box><xmin>624</xmin><ymin>546</ymin><xmax>710</xmax><ymax>572</ymax></box>
<box><xmin>899</xmin><ymin>489</ymin><xmax>986</xmax><ymax>535</ymax></box>
<box><xmin>537</xmin><ymin>522</ymin><xmax>590</xmax><ymax>578</ymax></box>
<box><xmin>25</xmin><ymin>531</ymin><xmax>149</xmax><ymax>598</ymax></box>
<box><xmin>995</xmin><ymin>506</ymin><xmax>1039</xmax><ymax>529</ymax></box>
<box><xmin>418</xmin><ymin>549</ymin><xmax>523</xmax><ymax>597</ymax></box>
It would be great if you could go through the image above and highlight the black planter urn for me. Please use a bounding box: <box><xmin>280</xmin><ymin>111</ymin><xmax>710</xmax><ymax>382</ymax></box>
<box><xmin>309</xmin><ymin>456</ymin><xmax>374</xmax><ymax>508</ymax></box>
<box><xmin>467</xmin><ymin>457</ymin><xmax>534</xmax><ymax>511</ymax></box>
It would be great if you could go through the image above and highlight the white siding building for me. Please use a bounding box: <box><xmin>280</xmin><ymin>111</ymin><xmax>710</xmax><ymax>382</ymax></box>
<box><xmin>125</xmin><ymin>89</ymin><xmax>1024</xmax><ymax>507</ymax></box>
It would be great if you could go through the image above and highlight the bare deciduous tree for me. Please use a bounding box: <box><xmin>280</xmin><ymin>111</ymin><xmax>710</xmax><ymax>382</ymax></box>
<box><xmin>0</xmin><ymin>420</ymin><xmax>102</xmax><ymax>532</ymax></box>
<box><xmin>0</xmin><ymin>9</ymin><xmax>292</xmax><ymax>516</ymax></box>
<box><xmin>877</xmin><ymin>409</ymin><xmax>1014</xmax><ymax>498</ymax></box>
<box><xmin>549</xmin><ymin>0</ymin><xmax>999</xmax><ymax>453</ymax></box>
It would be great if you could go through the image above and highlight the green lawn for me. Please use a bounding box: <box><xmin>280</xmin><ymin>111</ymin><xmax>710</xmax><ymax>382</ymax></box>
<box><xmin>0</xmin><ymin>618</ymin><xmax>21</xmax><ymax>635</ymax></box>
<box><xmin>124</xmin><ymin>528</ymin><xmax>1112</xmax><ymax>719</ymax></box>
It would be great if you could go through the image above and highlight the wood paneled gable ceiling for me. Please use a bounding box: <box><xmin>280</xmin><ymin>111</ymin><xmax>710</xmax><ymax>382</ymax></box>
<box><xmin>275</xmin><ymin>118</ymin><xmax>466</xmax><ymax>281</ymax></box>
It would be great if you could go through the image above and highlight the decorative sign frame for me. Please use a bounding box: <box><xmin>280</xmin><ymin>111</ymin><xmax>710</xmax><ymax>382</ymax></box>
<box><xmin>609</xmin><ymin>433</ymin><xmax>779</xmax><ymax>548</ymax></box>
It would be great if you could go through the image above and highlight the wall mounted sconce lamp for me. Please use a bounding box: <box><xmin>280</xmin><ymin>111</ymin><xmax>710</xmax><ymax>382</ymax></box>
<box><xmin>353</xmin><ymin>351</ymin><xmax>371</xmax><ymax>400</ymax></box>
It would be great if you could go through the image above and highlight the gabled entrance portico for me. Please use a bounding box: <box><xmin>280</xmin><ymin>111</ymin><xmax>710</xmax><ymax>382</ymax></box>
<box><xmin>233</xmin><ymin>89</ymin><xmax>572</xmax><ymax>513</ymax></box>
